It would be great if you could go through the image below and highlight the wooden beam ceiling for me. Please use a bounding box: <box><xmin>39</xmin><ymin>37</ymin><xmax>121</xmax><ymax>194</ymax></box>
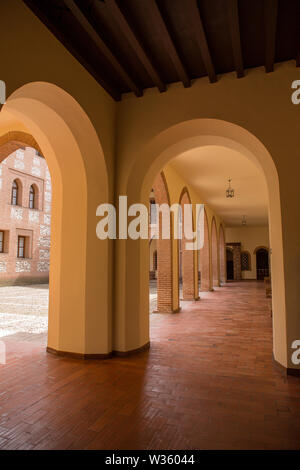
<box><xmin>22</xmin><ymin>0</ymin><xmax>300</xmax><ymax>101</ymax></box>
<box><xmin>227</xmin><ymin>0</ymin><xmax>244</xmax><ymax>78</ymax></box>
<box><xmin>185</xmin><ymin>0</ymin><xmax>217</xmax><ymax>83</ymax></box>
<box><xmin>104</xmin><ymin>0</ymin><xmax>166</xmax><ymax>92</ymax></box>
<box><xmin>23</xmin><ymin>0</ymin><xmax>122</xmax><ymax>101</ymax></box>
<box><xmin>264</xmin><ymin>0</ymin><xmax>279</xmax><ymax>73</ymax></box>
<box><xmin>63</xmin><ymin>0</ymin><xmax>142</xmax><ymax>97</ymax></box>
<box><xmin>147</xmin><ymin>0</ymin><xmax>190</xmax><ymax>88</ymax></box>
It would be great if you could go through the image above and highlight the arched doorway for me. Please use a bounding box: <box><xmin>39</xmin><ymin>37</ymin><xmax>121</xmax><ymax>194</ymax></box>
<box><xmin>226</xmin><ymin>247</ymin><xmax>234</xmax><ymax>280</ymax></box>
<box><xmin>255</xmin><ymin>247</ymin><xmax>269</xmax><ymax>280</ymax></box>
<box><xmin>120</xmin><ymin>118</ymin><xmax>287</xmax><ymax>368</ymax></box>
<box><xmin>0</xmin><ymin>82</ymin><xmax>110</xmax><ymax>357</ymax></box>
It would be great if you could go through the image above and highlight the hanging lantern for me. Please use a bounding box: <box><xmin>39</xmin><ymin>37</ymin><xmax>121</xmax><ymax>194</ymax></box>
<box><xmin>226</xmin><ymin>178</ymin><xmax>234</xmax><ymax>198</ymax></box>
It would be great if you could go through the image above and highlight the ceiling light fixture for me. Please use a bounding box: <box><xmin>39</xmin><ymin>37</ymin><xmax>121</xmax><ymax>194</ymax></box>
<box><xmin>226</xmin><ymin>178</ymin><xmax>234</xmax><ymax>198</ymax></box>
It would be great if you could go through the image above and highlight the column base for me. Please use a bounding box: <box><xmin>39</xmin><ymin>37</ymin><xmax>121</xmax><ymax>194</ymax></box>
<box><xmin>180</xmin><ymin>297</ymin><xmax>199</xmax><ymax>301</ymax></box>
<box><xmin>154</xmin><ymin>307</ymin><xmax>181</xmax><ymax>314</ymax></box>
<box><xmin>273</xmin><ymin>355</ymin><xmax>300</xmax><ymax>377</ymax></box>
<box><xmin>46</xmin><ymin>342</ymin><xmax>150</xmax><ymax>360</ymax></box>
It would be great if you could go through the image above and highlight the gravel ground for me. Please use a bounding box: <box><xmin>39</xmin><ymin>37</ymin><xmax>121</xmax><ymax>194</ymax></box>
<box><xmin>0</xmin><ymin>284</ymin><xmax>49</xmax><ymax>338</ymax></box>
<box><xmin>0</xmin><ymin>283</ymin><xmax>159</xmax><ymax>340</ymax></box>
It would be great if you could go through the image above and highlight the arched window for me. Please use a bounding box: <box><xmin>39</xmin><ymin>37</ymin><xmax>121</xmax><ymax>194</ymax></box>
<box><xmin>29</xmin><ymin>185</ymin><xmax>35</xmax><ymax>209</ymax></box>
<box><xmin>11</xmin><ymin>180</ymin><xmax>19</xmax><ymax>205</ymax></box>
<box><xmin>241</xmin><ymin>251</ymin><xmax>251</xmax><ymax>271</ymax></box>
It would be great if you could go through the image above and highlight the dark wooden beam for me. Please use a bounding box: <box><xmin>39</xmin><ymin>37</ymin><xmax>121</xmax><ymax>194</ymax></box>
<box><xmin>22</xmin><ymin>0</ymin><xmax>121</xmax><ymax>101</ymax></box>
<box><xmin>227</xmin><ymin>0</ymin><xmax>244</xmax><ymax>78</ymax></box>
<box><xmin>63</xmin><ymin>0</ymin><xmax>142</xmax><ymax>97</ymax></box>
<box><xmin>148</xmin><ymin>1</ymin><xmax>190</xmax><ymax>88</ymax></box>
<box><xmin>185</xmin><ymin>0</ymin><xmax>217</xmax><ymax>83</ymax></box>
<box><xmin>264</xmin><ymin>0</ymin><xmax>278</xmax><ymax>73</ymax></box>
<box><xmin>104</xmin><ymin>0</ymin><xmax>166</xmax><ymax>92</ymax></box>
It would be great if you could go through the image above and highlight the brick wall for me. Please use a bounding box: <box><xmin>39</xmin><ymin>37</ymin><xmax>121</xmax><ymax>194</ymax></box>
<box><xmin>200</xmin><ymin>209</ymin><xmax>211</xmax><ymax>291</ymax></box>
<box><xmin>152</xmin><ymin>173</ymin><xmax>174</xmax><ymax>312</ymax></box>
<box><xmin>219</xmin><ymin>225</ymin><xmax>226</xmax><ymax>283</ymax></box>
<box><xmin>211</xmin><ymin>218</ymin><xmax>219</xmax><ymax>287</ymax></box>
<box><xmin>226</xmin><ymin>242</ymin><xmax>241</xmax><ymax>281</ymax></box>
<box><xmin>0</xmin><ymin>147</ymin><xmax>51</xmax><ymax>285</ymax></box>
<box><xmin>180</xmin><ymin>190</ymin><xmax>196</xmax><ymax>300</ymax></box>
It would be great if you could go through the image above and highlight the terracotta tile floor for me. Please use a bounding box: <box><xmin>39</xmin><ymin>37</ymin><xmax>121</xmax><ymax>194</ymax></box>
<box><xmin>1</xmin><ymin>281</ymin><xmax>300</xmax><ymax>450</ymax></box>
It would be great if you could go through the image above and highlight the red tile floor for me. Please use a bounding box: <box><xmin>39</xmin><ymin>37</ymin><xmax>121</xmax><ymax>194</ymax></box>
<box><xmin>0</xmin><ymin>281</ymin><xmax>300</xmax><ymax>450</ymax></box>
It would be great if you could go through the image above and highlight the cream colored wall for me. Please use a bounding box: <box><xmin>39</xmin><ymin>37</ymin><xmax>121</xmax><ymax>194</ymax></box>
<box><xmin>226</xmin><ymin>226</ymin><xmax>269</xmax><ymax>279</ymax></box>
<box><xmin>0</xmin><ymin>1</ymin><xmax>117</xmax><ymax>356</ymax></box>
<box><xmin>0</xmin><ymin>1</ymin><xmax>299</xmax><ymax>369</ymax></box>
<box><xmin>116</xmin><ymin>61</ymin><xmax>300</xmax><ymax>369</ymax></box>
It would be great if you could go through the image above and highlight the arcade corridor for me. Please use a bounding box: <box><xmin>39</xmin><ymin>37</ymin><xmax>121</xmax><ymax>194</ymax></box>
<box><xmin>1</xmin><ymin>282</ymin><xmax>300</xmax><ymax>450</ymax></box>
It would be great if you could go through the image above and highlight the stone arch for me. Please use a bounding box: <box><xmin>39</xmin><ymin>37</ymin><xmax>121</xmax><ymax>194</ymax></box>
<box><xmin>0</xmin><ymin>81</ymin><xmax>110</xmax><ymax>357</ymax></box>
<box><xmin>219</xmin><ymin>224</ymin><xmax>226</xmax><ymax>283</ymax></box>
<box><xmin>118</xmin><ymin>118</ymin><xmax>287</xmax><ymax>368</ymax></box>
<box><xmin>0</xmin><ymin>131</ymin><xmax>41</xmax><ymax>160</ymax></box>
<box><xmin>211</xmin><ymin>217</ymin><xmax>219</xmax><ymax>288</ymax></box>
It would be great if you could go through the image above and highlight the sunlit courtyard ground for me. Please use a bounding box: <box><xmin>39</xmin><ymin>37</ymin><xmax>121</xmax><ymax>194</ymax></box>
<box><xmin>0</xmin><ymin>283</ymin><xmax>160</xmax><ymax>342</ymax></box>
<box><xmin>0</xmin><ymin>284</ymin><xmax>49</xmax><ymax>341</ymax></box>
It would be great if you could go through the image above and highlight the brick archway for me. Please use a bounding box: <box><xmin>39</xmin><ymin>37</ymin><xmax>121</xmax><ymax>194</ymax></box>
<box><xmin>0</xmin><ymin>131</ymin><xmax>41</xmax><ymax>160</ymax></box>
<box><xmin>152</xmin><ymin>171</ymin><xmax>176</xmax><ymax>312</ymax></box>
<box><xmin>1</xmin><ymin>82</ymin><xmax>110</xmax><ymax>357</ymax></box>
<box><xmin>200</xmin><ymin>208</ymin><xmax>211</xmax><ymax>291</ymax></box>
<box><xmin>211</xmin><ymin>217</ymin><xmax>219</xmax><ymax>287</ymax></box>
<box><xmin>123</xmin><ymin>118</ymin><xmax>287</xmax><ymax>369</ymax></box>
<box><xmin>219</xmin><ymin>224</ymin><xmax>226</xmax><ymax>283</ymax></box>
<box><xmin>179</xmin><ymin>187</ymin><xmax>197</xmax><ymax>300</ymax></box>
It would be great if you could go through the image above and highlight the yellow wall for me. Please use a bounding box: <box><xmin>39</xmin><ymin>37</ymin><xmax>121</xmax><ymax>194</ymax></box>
<box><xmin>116</xmin><ymin>61</ymin><xmax>300</xmax><ymax>368</ymax></box>
<box><xmin>0</xmin><ymin>1</ymin><xmax>299</xmax><ymax>369</ymax></box>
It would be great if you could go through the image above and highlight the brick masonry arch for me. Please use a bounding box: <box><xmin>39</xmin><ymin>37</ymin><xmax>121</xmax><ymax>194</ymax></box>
<box><xmin>211</xmin><ymin>217</ymin><xmax>219</xmax><ymax>287</ymax></box>
<box><xmin>219</xmin><ymin>224</ymin><xmax>226</xmax><ymax>283</ymax></box>
<box><xmin>0</xmin><ymin>131</ymin><xmax>41</xmax><ymax>160</ymax></box>
<box><xmin>179</xmin><ymin>187</ymin><xmax>197</xmax><ymax>300</ymax></box>
<box><xmin>152</xmin><ymin>171</ymin><xmax>177</xmax><ymax>312</ymax></box>
<box><xmin>200</xmin><ymin>208</ymin><xmax>211</xmax><ymax>291</ymax></box>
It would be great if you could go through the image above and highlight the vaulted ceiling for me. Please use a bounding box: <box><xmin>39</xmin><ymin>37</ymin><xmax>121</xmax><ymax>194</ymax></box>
<box><xmin>170</xmin><ymin>146</ymin><xmax>268</xmax><ymax>227</ymax></box>
<box><xmin>23</xmin><ymin>0</ymin><xmax>300</xmax><ymax>101</ymax></box>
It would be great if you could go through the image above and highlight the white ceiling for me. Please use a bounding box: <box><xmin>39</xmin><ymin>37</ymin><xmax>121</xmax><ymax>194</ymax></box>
<box><xmin>170</xmin><ymin>145</ymin><xmax>268</xmax><ymax>227</ymax></box>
